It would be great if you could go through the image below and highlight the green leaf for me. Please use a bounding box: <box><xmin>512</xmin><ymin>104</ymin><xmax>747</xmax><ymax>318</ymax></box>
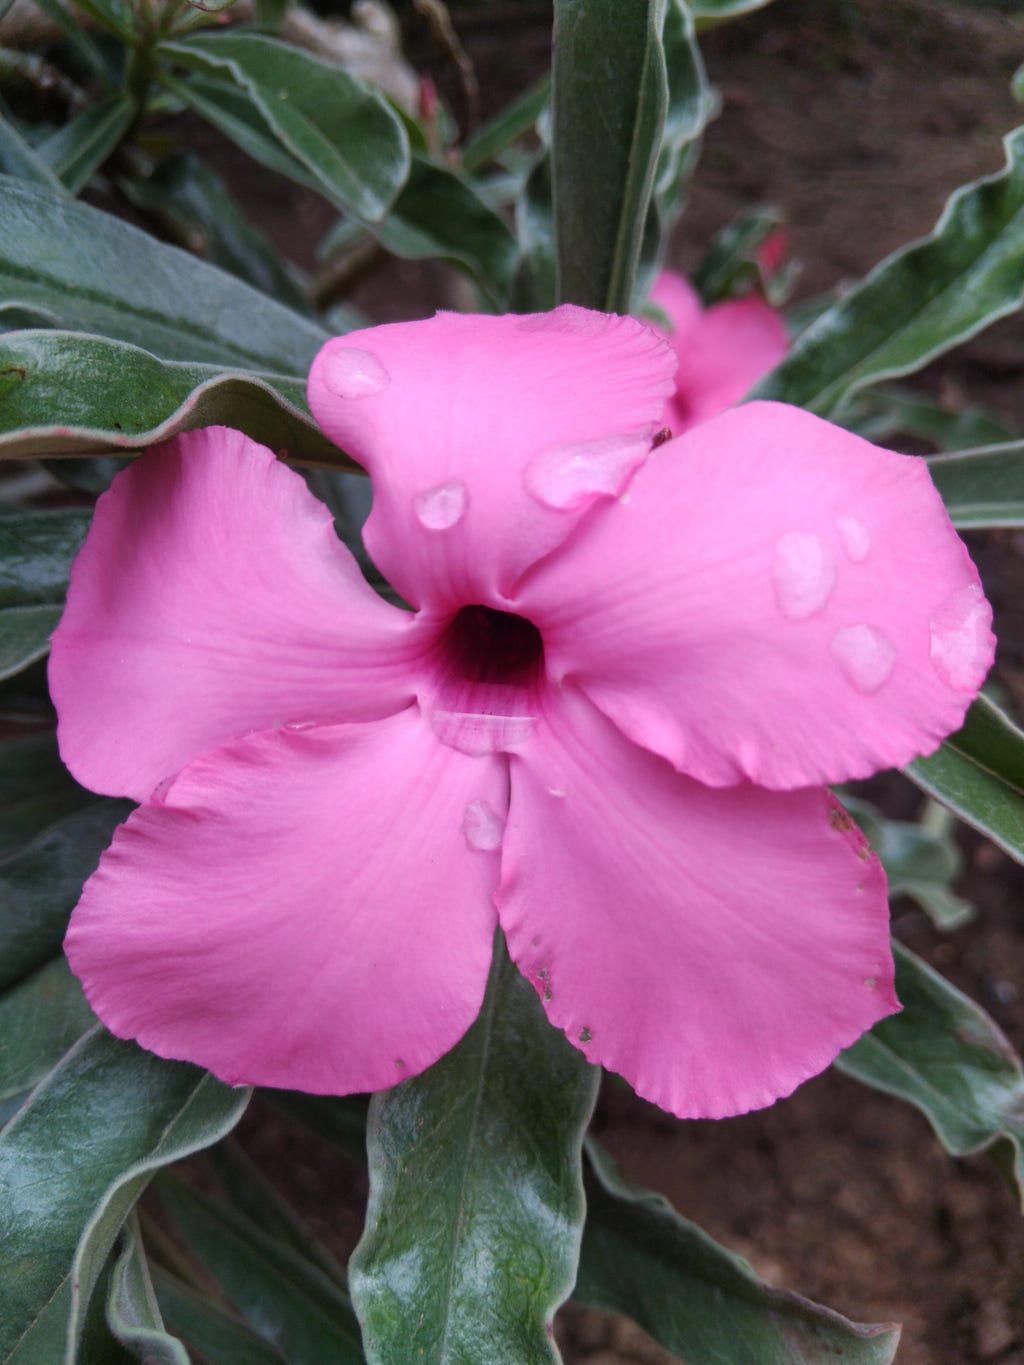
<box><xmin>0</xmin><ymin>114</ymin><xmax>69</xmax><ymax>192</ymax></box>
<box><xmin>152</xmin><ymin>1268</ymin><xmax>287</xmax><ymax>1365</ymax></box>
<box><xmin>691</xmin><ymin>0</ymin><xmax>775</xmax><ymax>18</ymax></box>
<box><xmin>0</xmin><ymin>1028</ymin><xmax>249</xmax><ymax>1363</ymax></box>
<box><xmin>352</xmin><ymin>935</ymin><xmax>598</xmax><ymax>1365</ymax></box>
<box><xmin>0</xmin><ymin>732</ymin><xmax>93</xmax><ymax>857</ymax></box>
<box><xmin>0</xmin><ymin>955</ymin><xmax>96</xmax><ymax>1099</ymax></box>
<box><xmin>107</xmin><ymin>1214</ymin><xmax>190</xmax><ymax>1365</ymax></box>
<box><xmin>373</xmin><ymin>157</ymin><xmax>518</xmax><ymax>302</ymax></box>
<box><xmin>844</xmin><ymin>386</ymin><xmax>1014</xmax><ymax>454</ymax></box>
<box><xmin>837</xmin><ymin>941</ymin><xmax>1024</xmax><ymax>1205</ymax></box>
<box><xmin>156</xmin><ymin>1176</ymin><xmax>363</xmax><ymax>1364</ymax></box>
<box><xmin>577</xmin><ymin>1138</ymin><xmax>900</xmax><ymax>1364</ymax></box>
<box><xmin>842</xmin><ymin>796</ymin><xmax>973</xmax><ymax>931</ymax></box>
<box><xmin>907</xmin><ymin>693</ymin><xmax>1024</xmax><ymax>864</ymax></box>
<box><xmin>646</xmin><ymin>0</ymin><xmax>715</xmax><ymax>257</ymax></box>
<box><xmin>160</xmin><ymin>31</ymin><xmax>409</xmax><ymax>223</ymax></box>
<box><xmin>0</xmin><ymin>331</ymin><xmax>347</xmax><ymax>466</ymax></box>
<box><xmin>119</xmin><ymin>151</ymin><xmax>312</xmax><ymax>314</ymax></box>
<box><xmin>0</xmin><ymin>176</ymin><xmax>327</xmax><ymax>371</ymax></box>
<box><xmin>0</xmin><ymin>506</ymin><xmax>90</xmax><ymax>606</ymax></box>
<box><xmin>462</xmin><ymin>77</ymin><xmax>550</xmax><ymax>175</ymax></box>
<box><xmin>206</xmin><ymin>1139</ymin><xmax>346</xmax><ymax>1285</ymax></box>
<box><xmin>37</xmin><ymin>95</ymin><xmax>136</xmax><ymax>193</ymax></box>
<box><xmin>692</xmin><ymin>205</ymin><xmax>784</xmax><ymax>304</ymax></box>
<box><xmin>552</xmin><ymin>0</ymin><xmax>668</xmax><ymax>311</ymax></box>
<box><xmin>0</xmin><ymin>604</ymin><xmax>61</xmax><ymax>680</ymax></box>
<box><xmin>926</xmin><ymin>441</ymin><xmax>1024</xmax><ymax>528</ymax></box>
<box><xmin>67</xmin><ymin>0</ymin><xmax>135</xmax><ymax>40</ymax></box>
<box><xmin>510</xmin><ymin>153</ymin><xmax>556</xmax><ymax>311</ymax></box>
<box><xmin>755</xmin><ymin>126</ymin><xmax>1024</xmax><ymax>417</ymax></box>
<box><xmin>0</xmin><ymin>799</ymin><xmax>133</xmax><ymax>994</ymax></box>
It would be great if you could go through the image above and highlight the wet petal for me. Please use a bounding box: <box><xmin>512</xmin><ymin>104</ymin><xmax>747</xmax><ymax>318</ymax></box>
<box><xmin>515</xmin><ymin>401</ymin><xmax>994</xmax><ymax>790</ymax></box>
<box><xmin>307</xmin><ymin>308</ymin><xmax>676</xmax><ymax>609</ymax></box>
<box><xmin>65</xmin><ymin>710</ymin><xmax>505</xmax><ymax>1093</ymax></box>
<box><xmin>498</xmin><ymin>689</ymin><xmax>896</xmax><ymax>1119</ymax></box>
<box><xmin>50</xmin><ymin>428</ymin><xmax>424</xmax><ymax>800</ymax></box>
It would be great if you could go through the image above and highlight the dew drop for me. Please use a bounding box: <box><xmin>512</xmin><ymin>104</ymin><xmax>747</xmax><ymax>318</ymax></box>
<box><xmin>431</xmin><ymin>710</ymin><xmax>534</xmax><ymax>756</ymax></box>
<box><xmin>547</xmin><ymin>787</ymin><xmax>566</xmax><ymax>798</ymax></box>
<box><xmin>835</xmin><ymin>514</ymin><xmax>871</xmax><ymax>563</ymax></box>
<box><xmin>322</xmin><ymin>346</ymin><xmax>390</xmax><ymax>399</ymax></box>
<box><xmin>929</xmin><ymin>583</ymin><xmax>991</xmax><ymax>690</ymax></box>
<box><xmin>461</xmin><ymin>798</ymin><xmax>505</xmax><ymax>852</ymax></box>
<box><xmin>830</xmin><ymin>624</ymin><xmax>896</xmax><ymax>694</ymax></box>
<box><xmin>283</xmin><ymin>719</ymin><xmax>317</xmax><ymax>732</ymax></box>
<box><xmin>414</xmin><ymin>479</ymin><xmax>467</xmax><ymax>531</ymax></box>
<box><xmin>864</xmin><ymin>977</ymin><xmax>878</xmax><ymax>991</ymax></box>
<box><xmin>524</xmin><ymin>432</ymin><xmax>650</xmax><ymax>511</ymax></box>
<box><xmin>772</xmin><ymin>532</ymin><xmax>836</xmax><ymax>620</ymax></box>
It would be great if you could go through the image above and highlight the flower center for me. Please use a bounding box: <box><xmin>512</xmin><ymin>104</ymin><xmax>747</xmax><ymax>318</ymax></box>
<box><xmin>439</xmin><ymin>604</ymin><xmax>544</xmax><ymax>686</ymax></box>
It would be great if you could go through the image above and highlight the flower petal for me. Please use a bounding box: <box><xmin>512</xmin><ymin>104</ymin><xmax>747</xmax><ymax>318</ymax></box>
<box><xmin>65</xmin><ymin>710</ymin><xmax>505</xmax><ymax>1093</ymax></box>
<box><xmin>650</xmin><ymin>270</ymin><xmax>703</xmax><ymax>336</ymax></box>
<box><xmin>515</xmin><ymin>401</ymin><xmax>994</xmax><ymax>789</ymax></box>
<box><xmin>498</xmin><ymin>689</ymin><xmax>896</xmax><ymax>1119</ymax></box>
<box><xmin>307</xmin><ymin>308</ymin><xmax>677</xmax><ymax>609</ymax></box>
<box><xmin>50</xmin><ymin>428</ymin><xmax>424</xmax><ymax>800</ymax></box>
<box><xmin>668</xmin><ymin>296</ymin><xmax>788</xmax><ymax>431</ymax></box>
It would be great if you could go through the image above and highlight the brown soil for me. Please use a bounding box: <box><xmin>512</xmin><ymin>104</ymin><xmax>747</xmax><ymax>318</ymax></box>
<box><xmin>205</xmin><ymin>2</ymin><xmax>1024</xmax><ymax>1361</ymax></box>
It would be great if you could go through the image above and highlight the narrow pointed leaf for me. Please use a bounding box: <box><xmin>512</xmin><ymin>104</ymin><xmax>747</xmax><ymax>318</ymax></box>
<box><xmin>0</xmin><ymin>1028</ymin><xmax>249</xmax><ymax>1363</ymax></box>
<box><xmin>0</xmin><ymin>799</ymin><xmax>133</xmax><ymax>993</ymax></box>
<box><xmin>206</xmin><ymin>1139</ymin><xmax>346</xmax><ymax>1284</ymax></box>
<box><xmin>647</xmin><ymin>0</ymin><xmax>714</xmax><ymax>257</ymax></box>
<box><xmin>38</xmin><ymin>95</ymin><xmax>135</xmax><ymax>193</ymax></box>
<box><xmin>462</xmin><ymin>77</ymin><xmax>550</xmax><ymax>174</ymax></box>
<box><xmin>837</xmin><ymin>941</ymin><xmax>1024</xmax><ymax>1204</ymax></box>
<box><xmin>510</xmin><ymin>153</ymin><xmax>556</xmax><ymax>311</ymax></box>
<box><xmin>553</xmin><ymin>0</ymin><xmax>668</xmax><ymax>310</ymax></box>
<box><xmin>352</xmin><ymin>937</ymin><xmax>598</xmax><ymax>1365</ymax></box>
<box><xmin>107</xmin><ymin>1215</ymin><xmax>190</xmax><ymax>1365</ymax></box>
<box><xmin>152</xmin><ymin>1268</ymin><xmax>287</xmax><ymax>1365</ymax></box>
<box><xmin>755</xmin><ymin>127</ymin><xmax>1024</xmax><ymax>417</ymax></box>
<box><xmin>907</xmin><ymin>694</ymin><xmax>1024</xmax><ymax>864</ymax></box>
<box><xmin>0</xmin><ymin>176</ymin><xmax>327</xmax><ymax>371</ymax></box>
<box><xmin>373</xmin><ymin>157</ymin><xmax>517</xmax><ymax>301</ymax></box>
<box><xmin>0</xmin><ymin>115</ymin><xmax>68</xmax><ymax>192</ymax></box>
<box><xmin>156</xmin><ymin>1176</ymin><xmax>363</xmax><ymax>1365</ymax></box>
<box><xmin>926</xmin><ymin>441</ymin><xmax>1024</xmax><ymax>527</ymax></box>
<box><xmin>691</xmin><ymin>0</ymin><xmax>775</xmax><ymax>17</ymax></box>
<box><xmin>577</xmin><ymin>1139</ymin><xmax>901</xmax><ymax>1365</ymax></box>
<box><xmin>0</xmin><ymin>604</ymin><xmax>61</xmax><ymax>680</ymax></box>
<box><xmin>119</xmin><ymin>152</ymin><xmax>312</xmax><ymax>314</ymax></box>
<box><xmin>845</xmin><ymin>387</ymin><xmax>1014</xmax><ymax>453</ymax></box>
<box><xmin>0</xmin><ymin>332</ymin><xmax>347</xmax><ymax>465</ymax></box>
<box><xmin>160</xmin><ymin>32</ymin><xmax>409</xmax><ymax>223</ymax></box>
<box><xmin>0</xmin><ymin>955</ymin><xmax>96</xmax><ymax>1099</ymax></box>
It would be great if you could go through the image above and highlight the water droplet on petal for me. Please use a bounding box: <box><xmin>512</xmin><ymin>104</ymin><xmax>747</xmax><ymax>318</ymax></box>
<box><xmin>322</xmin><ymin>347</ymin><xmax>390</xmax><ymax>399</ymax></box>
<box><xmin>414</xmin><ymin>479</ymin><xmax>467</xmax><ymax>530</ymax></box>
<box><xmin>283</xmin><ymin>719</ymin><xmax>317</xmax><ymax>732</ymax></box>
<box><xmin>462</xmin><ymin>798</ymin><xmax>505</xmax><ymax>852</ymax></box>
<box><xmin>830</xmin><ymin>624</ymin><xmax>896</xmax><ymax>694</ymax></box>
<box><xmin>525</xmin><ymin>432</ymin><xmax>650</xmax><ymax>511</ymax></box>
<box><xmin>772</xmin><ymin>532</ymin><xmax>836</xmax><ymax>620</ymax></box>
<box><xmin>432</xmin><ymin>710</ymin><xmax>535</xmax><ymax>755</ymax></box>
<box><xmin>864</xmin><ymin>977</ymin><xmax>878</xmax><ymax>991</ymax></box>
<box><xmin>836</xmin><ymin>514</ymin><xmax>871</xmax><ymax>563</ymax></box>
<box><xmin>547</xmin><ymin>787</ymin><xmax>566</xmax><ymax>798</ymax></box>
<box><xmin>929</xmin><ymin>582</ymin><xmax>991</xmax><ymax>690</ymax></box>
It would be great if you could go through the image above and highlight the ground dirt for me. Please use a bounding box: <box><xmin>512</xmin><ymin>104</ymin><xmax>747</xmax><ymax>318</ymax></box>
<box><xmin>187</xmin><ymin>2</ymin><xmax>1024</xmax><ymax>1361</ymax></box>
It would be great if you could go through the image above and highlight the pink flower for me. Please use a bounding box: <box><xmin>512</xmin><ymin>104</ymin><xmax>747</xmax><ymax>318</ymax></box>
<box><xmin>51</xmin><ymin>306</ymin><xmax>994</xmax><ymax>1119</ymax></box>
<box><xmin>651</xmin><ymin>269</ymin><xmax>788</xmax><ymax>434</ymax></box>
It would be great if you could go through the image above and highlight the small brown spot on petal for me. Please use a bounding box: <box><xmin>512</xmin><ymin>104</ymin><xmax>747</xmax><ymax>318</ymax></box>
<box><xmin>579</xmin><ymin>1027</ymin><xmax>592</xmax><ymax>1043</ymax></box>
